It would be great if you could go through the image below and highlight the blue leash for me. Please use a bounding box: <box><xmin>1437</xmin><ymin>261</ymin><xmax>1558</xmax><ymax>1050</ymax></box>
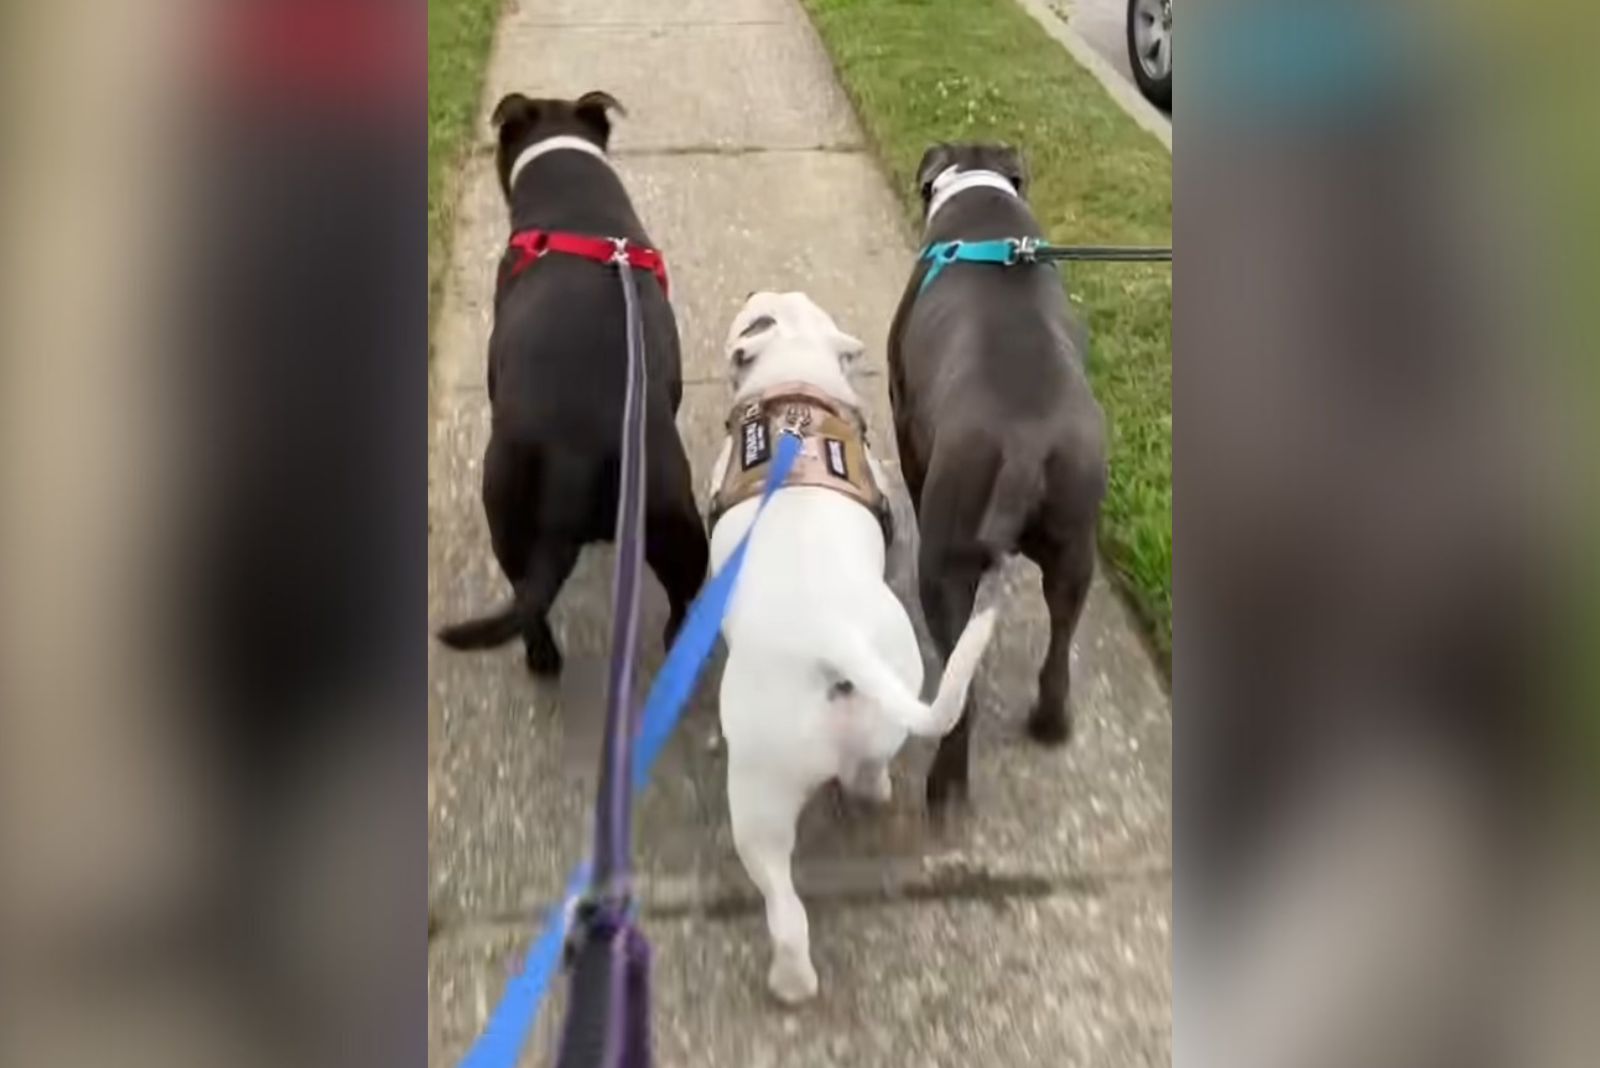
<box><xmin>918</xmin><ymin>236</ymin><xmax>1172</xmax><ymax>294</ymax></box>
<box><xmin>458</xmin><ymin>428</ymin><xmax>802</xmax><ymax>1068</ymax></box>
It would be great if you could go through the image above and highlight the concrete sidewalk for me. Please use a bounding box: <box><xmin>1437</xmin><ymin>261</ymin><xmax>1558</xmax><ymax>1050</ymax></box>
<box><xmin>427</xmin><ymin>1</ymin><xmax>1171</xmax><ymax>1064</ymax></box>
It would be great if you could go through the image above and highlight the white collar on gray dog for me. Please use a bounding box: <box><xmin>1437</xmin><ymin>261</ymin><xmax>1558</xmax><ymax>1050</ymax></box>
<box><xmin>508</xmin><ymin>135</ymin><xmax>609</xmax><ymax>190</ymax></box>
<box><xmin>925</xmin><ymin>165</ymin><xmax>1018</xmax><ymax>223</ymax></box>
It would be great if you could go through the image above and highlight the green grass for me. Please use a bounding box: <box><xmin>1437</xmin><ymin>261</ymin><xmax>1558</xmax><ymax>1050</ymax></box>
<box><xmin>800</xmin><ymin>0</ymin><xmax>1173</xmax><ymax>661</ymax></box>
<box><xmin>429</xmin><ymin>0</ymin><xmax>503</xmax><ymax>323</ymax></box>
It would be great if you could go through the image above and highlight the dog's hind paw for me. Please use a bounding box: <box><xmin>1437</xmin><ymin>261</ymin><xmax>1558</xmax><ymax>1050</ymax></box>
<box><xmin>1026</xmin><ymin>703</ymin><xmax>1072</xmax><ymax>746</ymax></box>
<box><xmin>768</xmin><ymin>953</ymin><xmax>819</xmax><ymax>1005</ymax></box>
<box><xmin>925</xmin><ymin>770</ymin><xmax>969</xmax><ymax>811</ymax></box>
<box><xmin>524</xmin><ymin>632</ymin><xmax>563</xmax><ymax>677</ymax></box>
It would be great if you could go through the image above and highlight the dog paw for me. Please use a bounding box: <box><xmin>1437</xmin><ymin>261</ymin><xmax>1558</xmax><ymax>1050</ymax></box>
<box><xmin>1026</xmin><ymin>704</ymin><xmax>1072</xmax><ymax>747</ymax></box>
<box><xmin>925</xmin><ymin>770</ymin><xmax>969</xmax><ymax>812</ymax></box>
<box><xmin>767</xmin><ymin>953</ymin><xmax>819</xmax><ymax>1005</ymax></box>
<box><xmin>524</xmin><ymin>636</ymin><xmax>563</xmax><ymax>677</ymax></box>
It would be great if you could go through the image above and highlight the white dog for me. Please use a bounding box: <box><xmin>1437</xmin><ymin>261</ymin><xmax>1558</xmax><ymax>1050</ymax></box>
<box><xmin>706</xmin><ymin>292</ymin><xmax>998</xmax><ymax>1004</ymax></box>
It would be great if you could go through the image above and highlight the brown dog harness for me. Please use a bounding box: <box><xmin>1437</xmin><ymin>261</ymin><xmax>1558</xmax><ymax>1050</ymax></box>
<box><xmin>708</xmin><ymin>382</ymin><xmax>893</xmax><ymax>542</ymax></box>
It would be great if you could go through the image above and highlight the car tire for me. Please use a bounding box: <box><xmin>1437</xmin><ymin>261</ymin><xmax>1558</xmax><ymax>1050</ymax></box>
<box><xmin>1127</xmin><ymin>0</ymin><xmax>1172</xmax><ymax>111</ymax></box>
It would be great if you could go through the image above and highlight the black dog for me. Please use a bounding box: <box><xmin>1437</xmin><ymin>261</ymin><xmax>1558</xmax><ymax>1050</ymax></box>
<box><xmin>437</xmin><ymin>91</ymin><xmax>709</xmax><ymax>674</ymax></box>
<box><xmin>887</xmin><ymin>142</ymin><xmax>1107</xmax><ymax>806</ymax></box>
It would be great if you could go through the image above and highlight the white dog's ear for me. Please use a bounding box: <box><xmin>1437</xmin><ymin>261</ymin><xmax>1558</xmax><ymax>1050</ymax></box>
<box><xmin>831</xmin><ymin>329</ymin><xmax>865</xmax><ymax>369</ymax></box>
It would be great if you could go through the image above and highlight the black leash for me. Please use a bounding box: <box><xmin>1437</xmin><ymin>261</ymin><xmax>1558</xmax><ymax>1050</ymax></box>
<box><xmin>1019</xmin><ymin>240</ymin><xmax>1172</xmax><ymax>262</ymax></box>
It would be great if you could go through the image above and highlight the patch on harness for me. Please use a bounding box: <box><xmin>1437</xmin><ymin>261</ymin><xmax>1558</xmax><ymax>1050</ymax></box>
<box><xmin>823</xmin><ymin>438</ymin><xmax>849</xmax><ymax>480</ymax></box>
<box><xmin>739</xmin><ymin>417</ymin><xmax>770</xmax><ymax>471</ymax></box>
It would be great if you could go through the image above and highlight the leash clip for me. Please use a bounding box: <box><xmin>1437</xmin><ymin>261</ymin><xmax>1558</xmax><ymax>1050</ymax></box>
<box><xmin>610</xmin><ymin>237</ymin><xmax>630</xmax><ymax>265</ymax></box>
<box><xmin>779</xmin><ymin>403</ymin><xmax>813</xmax><ymax>436</ymax></box>
<box><xmin>1009</xmin><ymin>236</ymin><xmax>1041</xmax><ymax>264</ymax></box>
<box><xmin>561</xmin><ymin>881</ymin><xmax>634</xmax><ymax>965</ymax></box>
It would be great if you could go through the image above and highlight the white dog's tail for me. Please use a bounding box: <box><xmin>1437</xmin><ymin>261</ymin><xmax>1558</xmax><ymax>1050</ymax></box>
<box><xmin>822</xmin><ymin>603</ymin><xmax>999</xmax><ymax>739</ymax></box>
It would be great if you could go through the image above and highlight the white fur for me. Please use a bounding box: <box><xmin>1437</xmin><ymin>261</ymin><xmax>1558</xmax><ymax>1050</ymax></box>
<box><xmin>925</xmin><ymin>165</ymin><xmax>1019</xmax><ymax>223</ymax></box>
<box><xmin>709</xmin><ymin>292</ymin><xmax>998</xmax><ymax>1004</ymax></box>
<box><xmin>507</xmin><ymin>135</ymin><xmax>608</xmax><ymax>191</ymax></box>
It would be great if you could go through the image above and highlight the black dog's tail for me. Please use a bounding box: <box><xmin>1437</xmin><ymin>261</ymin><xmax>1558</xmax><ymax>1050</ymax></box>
<box><xmin>437</xmin><ymin>451</ymin><xmax>594</xmax><ymax>652</ymax></box>
<box><xmin>436</xmin><ymin>604</ymin><xmax>522</xmax><ymax>649</ymax></box>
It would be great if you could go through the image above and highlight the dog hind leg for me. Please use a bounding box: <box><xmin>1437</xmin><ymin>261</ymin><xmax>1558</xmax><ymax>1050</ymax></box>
<box><xmin>728</xmin><ymin>758</ymin><xmax>817</xmax><ymax>1004</ymax></box>
<box><xmin>645</xmin><ymin>441</ymin><xmax>710</xmax><ymax>649</ymax></box>
<box><xmin>478</xmin><ymin>441</ymin><xmax>579</xmax><ymax>673</ymax></box>
<box><xmin>919</xmin><ymin>544</ymin><xmax>986</xmax><ymax>809</ymax></box>
<box><xmin>1025</xmin><ymin>522</ymin><xmax>1095</xmax><ymax>744</ymax></box>
<box><xmin>644</xmin><ymin>503</ymin><xmax>708</xmax><ymax>649</ymax></box>
<box><xmin>843</xmin><ymin>760</ymin><xmax>893</xmax><ymax>803</ymax></box>
<box><xmin>517</xmin><ymin>539</ymin><xmax>581</xmax><ymax>676</ymax></box>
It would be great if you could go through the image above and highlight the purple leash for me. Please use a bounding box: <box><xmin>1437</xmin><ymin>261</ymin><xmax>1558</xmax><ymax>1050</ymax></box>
<box><xmin>555</xmin><ymin>244</ymin><xmax>654</xmax><ymax>1068</ymax></box>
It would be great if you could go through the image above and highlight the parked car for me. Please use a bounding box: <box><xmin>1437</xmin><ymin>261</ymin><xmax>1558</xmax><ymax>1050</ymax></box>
<box><xmin>1126</xmin><ymin>0</ymin><xmax>1171</xmax><ymax>110</ymax></box>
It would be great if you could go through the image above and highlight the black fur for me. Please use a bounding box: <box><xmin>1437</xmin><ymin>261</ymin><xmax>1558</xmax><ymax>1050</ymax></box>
<box><xmin>436</xmin><ymin>92</ymin><xmax>709</xmax><ymax>674</ymax></box>
<box><xmin>889</xmin><ymin>143</ymin><xmax>1107</xmax><ymax>806</ymax></box>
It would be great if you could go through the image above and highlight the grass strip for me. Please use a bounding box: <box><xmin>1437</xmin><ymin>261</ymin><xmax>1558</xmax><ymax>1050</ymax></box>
<box><xmin>429</xmin><ymin>0</ymin><xmax>503</xmax><ymax>327</ymax></box>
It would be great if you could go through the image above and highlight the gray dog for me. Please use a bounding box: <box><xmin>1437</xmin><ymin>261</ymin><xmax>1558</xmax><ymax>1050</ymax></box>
<box><xmin>887</xmin><ymin>142</ymin><xmax>1107</xmax><ymax>808</ymax></box>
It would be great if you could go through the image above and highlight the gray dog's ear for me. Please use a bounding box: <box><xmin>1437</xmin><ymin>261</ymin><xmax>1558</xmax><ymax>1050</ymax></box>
<box><xmin>916</xmin><ymin>143</ymin><xmax>956</xmax><ymax>201</ymax></box>
<box><xmin>491</xmin><ymin>92</ymin><xmax>539</xmax><ymax>132</ymax></box>
<box><xmin>996</xmin><ymin>145</ymin><xmax>1029</xmax><ymax>196</ymax></box>
<box><xmin>574</xmin><ymin>90</ymin><xmax>626</xmax><ymax>144</ymax></box>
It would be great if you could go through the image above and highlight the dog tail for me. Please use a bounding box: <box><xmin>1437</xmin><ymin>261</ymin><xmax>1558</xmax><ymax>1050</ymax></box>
<box><xmin>436</xmin><ymin>603</ymin><xmax>522</xmax><ymax>649</ymax></box>
<box><xmin>822</xmin><ymin>599</ymin><xmax>999</xmax><ymax>739</ymax></box>
<box><xmin>436</xmin><ymin>451</ymin><xmax>594</xmax><ymax>652</ymax></box>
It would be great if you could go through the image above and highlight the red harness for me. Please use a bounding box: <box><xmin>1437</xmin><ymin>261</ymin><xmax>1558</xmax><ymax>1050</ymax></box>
<box><xmin>505</xmin><ymin>230</ymin><xmax>670</xmax><ymax>298</ymax></box>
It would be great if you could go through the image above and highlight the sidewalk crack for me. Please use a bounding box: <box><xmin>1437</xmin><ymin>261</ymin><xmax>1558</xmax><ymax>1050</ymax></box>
<box><xmin>429</xmin><ymin>861</ymin><xmax>1170</xmax><ymax>942</ymax></box>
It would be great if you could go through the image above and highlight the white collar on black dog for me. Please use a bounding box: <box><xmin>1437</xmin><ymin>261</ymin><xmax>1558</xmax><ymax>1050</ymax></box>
<box><xmin>926</xmin><ymin>165</ymin><xmax>1018</xmax><ymax>223</ymax></box>
<box><xmin>508</xmin><ymin>135</ymin><xmax>609</xmax><ymax>191</ymax></box>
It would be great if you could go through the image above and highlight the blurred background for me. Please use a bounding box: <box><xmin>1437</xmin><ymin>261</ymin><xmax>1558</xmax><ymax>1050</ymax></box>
<box><xmin>1178</xmin><ymin>1</ymin><xmax>1600</xmax><ymax>1067</ymax></box>
<box><xmin>1</xmin><ymin>0</ymin><xmax>425</xmax><ymax>1065</ymax></box>
<box><xmin>0</xmin><ymin>0</ymin><xmax>1594</xmax><ymax>1065</ymax></box>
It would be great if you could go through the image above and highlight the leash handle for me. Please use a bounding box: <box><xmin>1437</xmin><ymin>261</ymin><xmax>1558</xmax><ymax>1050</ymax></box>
<box><xmin>554</xmin><ymin>933</ymin><xmax>616</xmax><ymax>1068</ymax></box>
<box><xmin>554</xmin><ymin>908</ymin><xmax>652</xmax><ymax>1068</ymax></box>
